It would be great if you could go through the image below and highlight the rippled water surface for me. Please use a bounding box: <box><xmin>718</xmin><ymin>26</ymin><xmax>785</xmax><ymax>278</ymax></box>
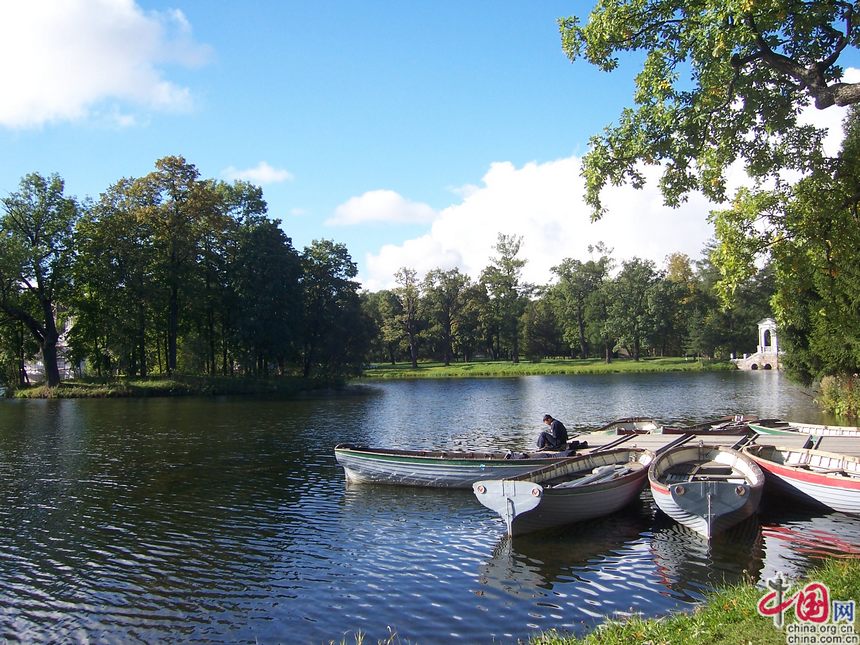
<box><xmin>1</xmin><ymin>371</ymin><xmax>859</xmax><ymax>643</ymax></box>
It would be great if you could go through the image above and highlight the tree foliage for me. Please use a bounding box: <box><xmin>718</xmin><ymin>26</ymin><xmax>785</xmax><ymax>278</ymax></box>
<box><xmin>560</xmin><ymin>1</ymin><xmax>860</xmax><ymax>217</ymax></box>
<box><xmin>0</xmin><ymin>173</ymin><xmax>79</xmax><ymax>386</ymax></box>
<box><xmin>712</xmin><ymin>106</ymin><xmax>860</xmax><ymax>383</ymax></box>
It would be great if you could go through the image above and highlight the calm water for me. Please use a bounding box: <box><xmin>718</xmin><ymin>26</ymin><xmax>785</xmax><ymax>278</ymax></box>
<box><xmin>1</xmin><ymin>371</ymin><xmax>859</xmax><ymax>644</ymax></box>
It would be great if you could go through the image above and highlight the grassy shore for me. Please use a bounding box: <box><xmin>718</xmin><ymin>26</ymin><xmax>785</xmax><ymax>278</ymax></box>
<box><xmin>360</xmin><ymin>356</ymin><xmax>736</xmax><ymax>379</ymax></box>
<box><xmin>531</xmin><ymin>557</ymin><xmax>859</xmax><ymax>645</ymax></box>
<box><xmin>335</xmin><ymin>558</ymin><xmax>859</xmax><ymax>644</ymax></box>
<box><xmin>8</xmin><ymin>374</ymin><xmax>333</xmax><ymax>399</ymax></box>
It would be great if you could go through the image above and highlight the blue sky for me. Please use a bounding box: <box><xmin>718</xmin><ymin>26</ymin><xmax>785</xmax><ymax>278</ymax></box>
<box><xmin>0</xmin><ymin>2</ymin><xmax>855</xmax><ymax>290</ymax></box>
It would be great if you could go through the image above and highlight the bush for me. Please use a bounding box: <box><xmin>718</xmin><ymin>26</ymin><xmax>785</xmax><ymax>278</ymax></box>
<box><xmin>817</xmin><ymin>374</ymin><xmax>860</xmax><ymax>419</ymax></box>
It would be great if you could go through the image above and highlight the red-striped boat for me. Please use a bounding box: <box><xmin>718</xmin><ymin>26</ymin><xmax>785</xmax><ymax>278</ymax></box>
<box><xmin>743</xmin><ymin>445</ymin><xmax>860</xmax><ymax>515</ymax></box>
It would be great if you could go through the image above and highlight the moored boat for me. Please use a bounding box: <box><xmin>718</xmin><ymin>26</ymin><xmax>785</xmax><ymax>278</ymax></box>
<box><xmin>334</xmin><ymin>443</ymin><xmax>581</xmax><ymax>489</ymax></box>
<box><xmin>472</xmin><ymin>447</ymin><xmax>654</xmax><ymax>537</ymax></box>
<box><xmin>743</xmin><ymin>444</ymin><xmax>860</xmax><ymax>515</ymax></box>
<box><xmin>748</xmin><ymin>420</ymin><xmax>860</xmax><ymax>437</ymax></box>
<box><xmin>660</xmin><ymin>415</ymin><xmax>755</xmax><ymax>435</ymax></box>
<box><xmin>590</xmin><ymin>417</ymin><xmax>661</xmax><ymax>435</ymax></box>
<box><xmin>648</xmin><ymin>443</ymin><xmax>764</xmax><ymax>539</ymax></box>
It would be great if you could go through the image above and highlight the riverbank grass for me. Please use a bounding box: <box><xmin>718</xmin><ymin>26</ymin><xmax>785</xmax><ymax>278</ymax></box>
<box><xmin>532</xmin><ymin>557</ymin><xmax>859</xmax><ymax>645</ymax></box>
<box><xmin>361</xmin><ymin>356</ymin><xmax>735</xmax><ymax>379</ymax></box>
<box><xmin>9</xmin><ymin>375</ymin><xmax>325</xmax><ymax>398</ymax></box>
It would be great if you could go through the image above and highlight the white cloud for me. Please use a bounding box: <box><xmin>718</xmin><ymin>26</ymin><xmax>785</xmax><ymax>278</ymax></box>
<box><xmin>328</xmin><ymin>189</ymin><xmax>437</xmax><ymax>226</ymax></box>
<box><xmin>359</xmin><ymin>156</ymin><xmax>717</xmax><ymax>291</ymax></box>
<box><xmin>0</xmin><ymin>0</ymin><xmax>211</xmax><ymax>128</ymax></box>
<box><xmin>360</xmin><ymin>72</ymin><xmax>860</xmax><ymax>292</ymax></box>
<box><xmin>221</xmin><ymin>161</ymin><xmax>294</xmax><ymax>185</ymax></box>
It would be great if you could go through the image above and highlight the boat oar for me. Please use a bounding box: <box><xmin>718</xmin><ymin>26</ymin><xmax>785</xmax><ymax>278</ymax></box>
<box><xmin>592</xmin><ymin>434</ymin><xmax>636</xmax><ymax>452</ymax></box>
<box><xmin>654</xmin><ymin>433</ymin><xmax>695</xmax><ymax>455</ymax></box>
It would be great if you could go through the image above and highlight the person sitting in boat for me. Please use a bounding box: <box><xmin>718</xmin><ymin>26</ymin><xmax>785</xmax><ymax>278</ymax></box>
<box><xmin>537</xmin><ymin>414</ymin><xmax>568</xmax><ymax>450</ymax></box>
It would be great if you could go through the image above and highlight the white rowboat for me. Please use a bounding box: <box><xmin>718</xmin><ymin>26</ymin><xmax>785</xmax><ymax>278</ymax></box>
<box><xmin>472</xmin><ymin>448</ymin><xmax>654</xmax><ymax>537</ymax></box>
<box><xmin>334</xmin><ymin>443</ymin><xmax>578</xmax><ymax>489</ymax></box>
<box><xmin>648</xmin><ymin>443</ymin><xmax>764</xmax><ymax>540</ymax></box>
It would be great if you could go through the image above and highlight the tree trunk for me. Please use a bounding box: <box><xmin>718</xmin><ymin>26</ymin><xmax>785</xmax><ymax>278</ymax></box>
<box><xmin>40</xmin><ymin>300</ymin><xmax>61</xmax><ymax>387</ymax></box>
<box><xmin>41</xmin><ymin>334</ymin><xmax>61</xmax><ymax>387</ymax></box>
<box><xmin>408</xmin><ymin>333</ymin><xmax>418</xmax><ymax>368</ymax></box>
<box><xmin>577</xmin><ymin>314</ymin><xmax>588</xmax><ymax>358</ymax></box>
<box><xmin>168</xmin><ymin>284</ymin><xmax>178</xmax><ymax>373</ymax></box>
<box><xmin>138</xmin><ymin>303</ymin><xmax>147</xmax><ymax>378</ymax></box>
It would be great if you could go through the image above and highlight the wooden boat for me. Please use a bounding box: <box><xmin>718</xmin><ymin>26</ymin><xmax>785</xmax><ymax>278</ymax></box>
<box><xmin>660</xmin><ymin>415</ymin><xmax>754</xmax><ymax>435</ymax></box>
<box><xmin>472</xmin><ymin>447</ymin><xmax>654</xmax><ymax>537</ymax></box>
<box><xmin>334</xmin><ymin>443</ymin><xmax>580</xmax><ymax>489</ymax></box>
<box><xmin>743</xmin><ymin>444</ymin><xmax>860</xmax><ymax>515</ymax></box>
<box><xmin>590</xmin><ymin>417</ymin><xmax>662</xmax><ymax>435</ymax></box>
<box><xmin>748</xmin><ymin>419</ymin><xmax>860</xmax><ymax>437</ymax></box>
<box><xmin>648</xmin><ymin>443</ymin><xmax>764</xmax><ymax>539</ymax></box>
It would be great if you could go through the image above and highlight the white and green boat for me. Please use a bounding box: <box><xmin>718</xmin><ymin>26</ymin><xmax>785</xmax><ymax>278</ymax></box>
<box><xmin>334</xmin><ymin>443</ymin><xmax>580</xmax><ymax>489</ymax></box>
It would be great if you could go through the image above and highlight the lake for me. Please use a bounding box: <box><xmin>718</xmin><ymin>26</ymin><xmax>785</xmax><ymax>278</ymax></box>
<box><xmin>1</xmin><ymin>371</ymin><xmax>859</xmax><ymax>644</ymax></box>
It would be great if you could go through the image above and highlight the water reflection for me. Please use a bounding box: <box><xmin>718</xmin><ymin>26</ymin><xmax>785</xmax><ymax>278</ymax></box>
<box><xmin>758</xmin><ymin>507</ymin><xmax>860</xmax><ymax>582</ymax></box>
<box><xmin>649</xmin><ymin>515</ymin><xmax>764</xmax><ymax>602</ymax></box>
<box><xmin>478</xmin><ymin>510</ymin><xmax>650</xmax><ymax>600</ymax></box>
<box><xmin>0</xmin><ymin>372</ymin><xmax>855</xmax><ymax>643</ymax></box>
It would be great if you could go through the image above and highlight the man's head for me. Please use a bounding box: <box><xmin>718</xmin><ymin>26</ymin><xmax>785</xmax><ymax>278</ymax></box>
<box><xmin>543</xmin><ymin>414</ymin><xmax>553</xmax><ymax>425</ymax></box>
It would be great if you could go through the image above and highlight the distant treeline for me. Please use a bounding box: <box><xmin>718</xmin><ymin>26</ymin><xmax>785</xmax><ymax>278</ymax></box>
<box><xmin>362</xmin><ymin>235</ymin><xmax>773</xmax><ymax>368</ymax></box>
<box><xmin>0</xmin><ymin>157</ymin><xmax>773</xmax><ymax>388</ymax></box>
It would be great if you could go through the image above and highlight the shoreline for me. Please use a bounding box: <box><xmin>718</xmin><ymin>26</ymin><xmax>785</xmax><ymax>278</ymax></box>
<box><xmin>3</xmin><ymin>358</ymin><xmax>744</xmax><ymax>398</ymax></box>
<box><xmin>529</xmin><ymin>557</ymin><xmax>859</xmax><ymax>645</ymax></box>
<box><xmin>359</xmin><ymin>357</ymin><xmax>737</xmax><ymax>379</ymax></box>
<box><xmin>4</xmin><ymin>375</ymin><xmax>341</xmax><ymax>399</ymax></box>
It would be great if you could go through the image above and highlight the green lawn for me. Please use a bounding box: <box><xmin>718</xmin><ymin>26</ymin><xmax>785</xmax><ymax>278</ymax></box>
<box><xmin>360</xmin><ymin>357</ymin><xmax>735</xmax><ymax>379</ymax></box>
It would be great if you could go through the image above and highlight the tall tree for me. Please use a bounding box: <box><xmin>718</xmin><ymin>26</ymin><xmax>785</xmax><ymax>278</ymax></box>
<box><xmin>300</xmin><ymin>240</ymin><xmax>368</xmax><ymax>378</ymax></box>
<box><xmin>0</xmin><ymin>173</ymin><xmax>78</xmax><ymax>386</ymax></box>
<box><xmin>550</xmin><ymin>246</ymin><xmax>612</xmax><ymax>357</ymax></box>
<box><xmin>140</xmin><ymin>156</ymin><xmax>212</xmax><ymax>374</ymax></box>
<box><xmin>423</xmin><ymin>268</ymin><xmax>470</xmax><ymax>366</ymax></box>
<box><xmin>560</xmin><ymin>2</ymin><xmax>860</xmax><ymax>217</ymax></box>
<box><xmin>234</xmin><ymin>219</ymin><xmax>302</xmax><ymax>376</ymax></box>
<box><xmin>392</xmin><ymin>267</ymin><xmax>423</xmax><ymax>369</ymax></box>
<box><xmin>481</xmin><ymin>233</ymin><xmax>530</xmax><ymax>363</ymax></box>
<box><xmin>606</xmin><ymin>258</ymin><xmax>658</xmax><ymax>360</ymax></box>
<box><xmin>72</xmin><ymin>177</ymin><xmax>158</xmax><ymax>376</ymax></box>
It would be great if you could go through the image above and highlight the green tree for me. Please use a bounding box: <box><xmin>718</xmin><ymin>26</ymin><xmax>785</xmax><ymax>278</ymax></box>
<box><xmin>714</xmin><ymin>107</ymin><xmax>860</xmax><ymax>383</ymax></box>
<box><xmin>550</xmin><ymin>246</ymin><xmax>612</xmax><ymax>357</ymax></box>
<box><xmin>72</xmin><ymin>177</ymin><xmax>158</xmax><ymax>376</ymax></box>
<box><xmin>560</xmin><ymin>2</ymin><xmax>860</xmax><ymax>217</ymax></box>
<box><xmin>0</xmin><ymin>173</ymin><xmax>79</xmax><ymax>386</ymax></box>
<box><xmin>606</xmin><ymin>258</ymin><xmax>658</xmax><ymax>360</ymax></box>
<box><xmin>300</xmin><ymin>240</ymin><xmax>369</xmax><ymax>378</ymax></box>
<box><xmin>361</xmin><ymin>289</ymin><xmax>402</xmax><ymax>364</ymax></box>
<box><xmin>392</xmin><ymin>267</ymin><xmax>423</xmax><ymax>369</ymax></box>
<box><xmin>456</xmin><ymin>282</ymin><xmax>488</xmax><ymax>362</ymax></box>
<box><xmin>422</xmin><ymin>268</ymin><xmax>470</xmax><ymax>366</ymax></box>
<box><xmin>234</xmin><ymin>219</ymin><xmax>302</xmax><ymax>376</ymax></box>
<box><xmin>520</xmin><ymin>295</ymin><xmax>564</xmax><ymax>361</ymax></box>
<box><xmin>139</xmin><ymin>156</ymin><xmax>214</xmax><ymax>374</ymax></box>
<box><xmin>480</xmin><ymin>234</ymin><xmax>530</xmax><ymax>363</ymax></box>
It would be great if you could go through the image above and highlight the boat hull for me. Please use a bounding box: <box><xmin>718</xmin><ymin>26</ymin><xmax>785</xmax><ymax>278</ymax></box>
<box><xmin>749</xmin><ymin>421</ymin><xmax>860</xmax><ymax>437</ymax></box>
<box><xmin>744</xmin><ymin>445</ymin><xmax>860</xmax><ymax>515</ymax></box>
<box><xmin>649</xmin><ymin>444</ymin><xmax>764</xmax><ymax>539</ymax></box>
<box><xmin>473</xmin><ymin>449</ymin><xmax>653</xmax><ymax>536</ymax></box>
<box><xmin>334</xmin><ymin>444</ymin><xmax>572</xmax><ymax>488</ymax></box>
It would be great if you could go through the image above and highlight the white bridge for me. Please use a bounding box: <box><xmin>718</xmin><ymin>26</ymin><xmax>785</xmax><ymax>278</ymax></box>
<box><xmin>733</xmin><ymin>317</ymin><xmax>782</xmax><ymax>371</ymax></box>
